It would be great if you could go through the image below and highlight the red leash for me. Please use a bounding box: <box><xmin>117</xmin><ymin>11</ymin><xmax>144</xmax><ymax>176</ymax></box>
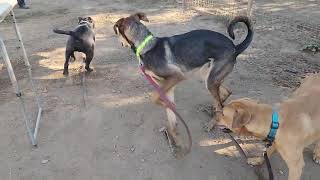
<box><xmin>139</xmin><ymin>65</ymin><xmax>192</xmax><ymax>155</ymax></box>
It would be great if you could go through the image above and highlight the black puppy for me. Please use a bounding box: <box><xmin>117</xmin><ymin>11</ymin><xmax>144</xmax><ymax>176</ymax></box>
<box><xmin>53</xmin><ymin>17</ymin><xmax>95</xmax><ymax>75</ymax></box>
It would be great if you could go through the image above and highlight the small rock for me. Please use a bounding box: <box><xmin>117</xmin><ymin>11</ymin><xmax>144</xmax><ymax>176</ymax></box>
<box><xmin>41</xmin><ymin>159</ymin><xmax>49</xmax><ymax>164</ymax></box>
<box><xmin>112</xmin><ymin>90</ymin><xmax>117</xmax><ymax>93</ymax></box>
<box><xmin>140</xmin><ymin>158</ymin><xmax>145</xmax><ymax>162</ymax></box>
<box><xmin>159</xmin><ymin>127</ymin><xmax>166</xmax><ymax>132</ymax></box>
<box><xmin>284</xmin><ymin>68</ymin><xmax>298</xmax><ymax>74</ymax></box>
<box><xmin>130</xmin><ymin>146</ymin><xmax>135</xmax><ymax>152</ymax></box>
<box><xmin>115</xmin><ymin>136</ymin><xmax>119</xmax><ymax>140</ymax></box>
<box><xmin>279</xmin><ymin>170</ymin><xmax>284</xmax><ymax>175</ymax></box>
<box><xmin>153</xmin><ymin>149</ymin><xmax>157</xmax><ymax>153</ymax></box>
<box><xmin>15</xmin><ymin>156</ymin><xmax>22</xmax><ymax>161</ymax></box>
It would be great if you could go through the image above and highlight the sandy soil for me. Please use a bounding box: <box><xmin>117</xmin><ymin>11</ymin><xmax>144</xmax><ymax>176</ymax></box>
<box><xmin>0</xmin><ymin>0</ymin><xmax>319</xmax><ymax>179</ymax></box>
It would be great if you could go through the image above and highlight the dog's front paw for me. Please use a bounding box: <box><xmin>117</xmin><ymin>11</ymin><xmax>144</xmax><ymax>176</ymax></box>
<box><xmin>313</xmin><ymin>154</ymin><xmax>320</xmax><ymax>165</ymax></box>
<box><xmin>171</xmin><ymin>136</ymin><xmax>187</xmax><ymax>159</ymax></box>
<box><xmin>164</xmin><ymin>127</ymin><xmax>187</xmax><ymax>159</ymax></box>
<box><xmin>63</xmin><ymin>70</ymin><xmax>69</xmax><ymax>76</ymax></box>
<box><xmin>174</xmin><ymin>144</ymin><xmax>187</xmax><ymax>159</ymax></box>
<box><xmin>85</xmin><ymin>67</ymin><xmax>93</xmax><ymax>72</ymax></box>
<box><xmin>247</xmin><ymin>157</ymin><xmax>265</xmax><ymax>166</ymax></box>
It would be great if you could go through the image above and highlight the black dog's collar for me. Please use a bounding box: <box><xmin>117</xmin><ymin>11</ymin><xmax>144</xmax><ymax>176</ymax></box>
<box><xmin>79</xmin><ymin>21</ymin><xmax>89</xmax><ymax>25</ymax></box>
<box><xmin>79</xmin><ymin>21</ymin><xmax>93</xmax><ymax>28</ymax></box>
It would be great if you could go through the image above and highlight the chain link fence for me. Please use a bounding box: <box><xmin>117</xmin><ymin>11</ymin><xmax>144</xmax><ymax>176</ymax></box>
<box><xmin>178</xmin><ymin>0</ymin><xmax>320</xmax><ymax>45</ymax></box>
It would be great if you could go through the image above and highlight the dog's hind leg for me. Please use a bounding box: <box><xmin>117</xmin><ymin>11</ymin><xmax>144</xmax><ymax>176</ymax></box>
<box><xmin>201</xmin><ymin>62</ymin><xmax>231</xmax><ymax>104</ymax></box>
<box><xmin>206</xmin><ymin>59</ymin><xmax>234</xmax><ymax>131</ymax></box>
<box><xmin>63</xmin><ymin>50</ymin><xmax>73</xmax><ymax>75</ymax></box>
<box><xmin>84</xmin><ymin>48</ymin><xmax>94</xmax><ymax>72</ymax></box>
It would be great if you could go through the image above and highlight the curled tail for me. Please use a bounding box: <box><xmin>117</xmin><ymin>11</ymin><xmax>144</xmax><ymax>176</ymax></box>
<box><xmin>53</xmin><ymin>29</ymin><xmax>82</xmax><ymax>41</ymax></box>
<box><xmin>227</xmin><ymin>16</ymin><xmax>253</xmax><ymax>56</ymax></box>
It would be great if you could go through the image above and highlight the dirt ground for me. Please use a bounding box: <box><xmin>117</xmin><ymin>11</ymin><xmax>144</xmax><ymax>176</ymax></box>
<box><xmin>0</xmin><ymin>0</ymin><xmax>320</xmax><ymax>179</ymax></box>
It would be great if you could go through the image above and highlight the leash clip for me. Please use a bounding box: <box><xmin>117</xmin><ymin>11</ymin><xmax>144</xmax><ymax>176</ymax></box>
<box><xmin>264</xmin><ymin>139</ymin><xmax>273</xmax><ymax>148</ymax></box>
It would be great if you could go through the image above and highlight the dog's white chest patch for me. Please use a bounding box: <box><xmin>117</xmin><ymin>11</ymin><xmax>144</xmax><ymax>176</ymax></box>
<box><xmin>164</xmin><ymin>41</ymin><xmax>186</xmax><ymax>73</ymax></box>
<box><xmin>164</xmin><ymin>41</ymin><xmax>174</xmax><ymax>64</ymax></box>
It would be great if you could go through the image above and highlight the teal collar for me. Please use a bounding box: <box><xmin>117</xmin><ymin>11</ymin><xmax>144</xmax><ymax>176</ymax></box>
<box><xmin>265</xmin><ymin>111</ymin><xmax>279</xmax><ymax>147</ymax></box>
<box><xmin>135</xmin><ymin>34</ymin><xmax>154</xmax><ymax>64</ymax></box>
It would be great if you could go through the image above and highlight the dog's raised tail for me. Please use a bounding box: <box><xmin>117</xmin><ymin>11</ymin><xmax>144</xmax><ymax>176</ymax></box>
<box><xmin>227</xmin><ymin>16</ymin><xmax>253</xmax><ymax>56</ymax></box>
<box><xmin>53</xmin><ymin>29</ymin><xmax>81</xmax><ymax>41</ymax></box>
<box><xmin>53</xmin><ymin>29</ymin><xmax>73</xmax><ymax>36</ymax></box>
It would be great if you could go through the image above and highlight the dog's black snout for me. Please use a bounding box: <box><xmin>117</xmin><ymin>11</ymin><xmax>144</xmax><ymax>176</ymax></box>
<box><xmin>216</xmin><ymin>125</ymin><xmax>232</xmax><ymax>133</ymax></box>
<box><xmin>222</xmin><ymin>128</ymin><xmax>232</xmax><ymax>133</ymax></box>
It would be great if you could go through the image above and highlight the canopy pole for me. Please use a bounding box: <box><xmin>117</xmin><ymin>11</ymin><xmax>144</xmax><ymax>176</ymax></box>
<box><xmin>0</xmin><ymin>34</ymin><xmax>36</xmax><ymax>145</ymax></box>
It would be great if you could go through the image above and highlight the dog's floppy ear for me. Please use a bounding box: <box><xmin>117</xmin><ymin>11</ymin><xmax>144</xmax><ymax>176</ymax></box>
<box><xmin>231</xmin><ymin>102</ymin><xmax>252</xmax><ymax>129</ymax></box>
<box><xmin>87</xmin><ymin>17</ymin><xmax>95</xmax><ymax>28</ymax></box>
<box><xmin>78</xmin><ymin>17</ymin><xmax>83</xmax><ymax>23</ymax></box>
<box><xmin>113</xmin><ymin>18</ymin><xmax>124</xmax><ymax>35</ymax></box>
<box><xmin>132</xmin><ymin>12</ymin><xmax>149</xmax><ymax>22</ymax></box>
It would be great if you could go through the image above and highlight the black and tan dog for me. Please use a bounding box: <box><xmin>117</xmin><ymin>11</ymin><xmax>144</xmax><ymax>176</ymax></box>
<box><xmin>113</xmin><ymin>12</ymin><xmax>253</xmax><ymax>151</ymax></box>
<box><xmin>54</xmin><ymin>17</ymin><xmax>95</xmax><ymax>75</ymax></box>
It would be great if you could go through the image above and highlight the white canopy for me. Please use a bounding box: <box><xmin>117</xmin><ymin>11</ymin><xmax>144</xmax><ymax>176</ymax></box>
<box><xmin>0</xmin><ymin>0</ymin><xmax>17</xmax><ymax>22</ymax></box>
<box><xmin>0</xmin><ymin>0</ymin><xmax>43</xmax><ymax>146</ymax></box>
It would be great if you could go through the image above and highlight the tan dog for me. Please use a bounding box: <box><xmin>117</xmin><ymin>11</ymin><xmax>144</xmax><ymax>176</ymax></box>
<box><xmin>217</xmin><ymin>74</ymin><xmax>320</xmax><ymax>180</ymax></box>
